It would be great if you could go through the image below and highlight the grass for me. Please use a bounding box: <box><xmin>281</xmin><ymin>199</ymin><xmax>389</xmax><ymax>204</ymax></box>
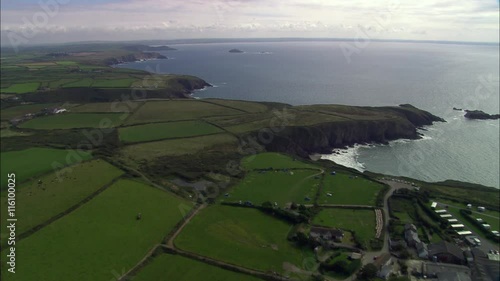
<box><xmin>175</xmin><ymin>205</ymin><xmax>312</xmax><ymax>274</ymax></box>
<box><xmin>125</xmin><ymin>100</ymin><xmax>243</xmax><ymax>124</ymax></box>
<box><xmin>0</xmin><ymin>82</ymin><xmax>39</xmax><ymax>94</ymax></box>
<box><xmin>0</xmin><ymin>160</ymin><xmax>123</xmax><ymax>240</ymax></box>
<box><xmin>1</xmin><ymin>103</ymin><xmax>59</xmax><ymax>120</ymax></box>
<box><xmin>318</xmin><ymin>173</ymin><xmax>384</xmax><ymax>206</ymax></box>
<box><xmin>119</xmin><ymin>121</ymin><xmax>223</xmax><ymax>143</ymax></box>
<box><xmin>226</xmin><ymin>170</ymin><xmax>321</xmax><ymax>207</ymax></box>
<box><xmin>0</xmin><ymin>179</ymin><xmax>192</xmax><ymax>281</ymax></box>
<box><xmin>0</xmin><ymin>129</ymin><xmax>32</xmax><ymax>138</ymax></box>
<box><xmin>71</xmin><ymin>102</ymin><xmax>141</xmax><ymax>113</ymax></box>
<box><xmin>91</xmin><ymin>78</ymin><xmax>137</xmax><ymax>88</ymax></box>
<box><xmin>313</xmin><ymin>208</ymin><xmax>376</xmax><ymax>248</ymax></box>
<box><xmin>121</xmin><ymin>133</ymin><xmax>239</xmax><ymax>161</ymax></box>
<box><xmin>0</xmin><ymin>148</ymin><xmax>92</xmax><ymax>190</ymax></box>
<box><xmin>205</xmin><ymin>99</ymin><xmax>269</xmax><ymax>113</ymax></box>
<box><xmin>242</xmin><ymin>152</ymin><xmax>320</xmax><ymax>170</ymax></box>
<box><xmin>61</xmin><ymin>78</ymin><xmax>94</xmax><ymax>88</ymax></box>
<box><xmin>133</xmin><ymin>253</ymin><xmax>264</xmax><ymax>281</ymax></box>
<box><xmin>19</xmin><ymin>113</ymin><xmax>127</xmax><ymax>129</ymax></box>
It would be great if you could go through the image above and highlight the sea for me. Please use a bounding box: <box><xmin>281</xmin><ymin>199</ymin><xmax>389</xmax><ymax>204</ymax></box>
<box><xmin>116</xmin><ymin>41</ymin><xmax>500</xmax><ymax>188</ymax></box>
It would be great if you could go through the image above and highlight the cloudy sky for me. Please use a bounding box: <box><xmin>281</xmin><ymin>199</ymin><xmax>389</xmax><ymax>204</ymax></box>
<box><xmin>1</xmin><ymin>0</ymin><xmax>499</xmax><ymax>45</ymax></box>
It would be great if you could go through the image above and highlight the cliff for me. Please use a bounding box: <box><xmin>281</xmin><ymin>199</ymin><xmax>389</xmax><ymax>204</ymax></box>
<box><xmin>252</xmin><ymin>104</ymin><xmax>444</xmax><ymax>157</ymax></box>
<box><xmin>464</xmin><ymin>110</ymin><xmax>500</xmax><ymax>120</ymax></box>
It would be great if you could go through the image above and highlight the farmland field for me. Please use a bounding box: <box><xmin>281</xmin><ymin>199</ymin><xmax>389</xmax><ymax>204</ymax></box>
<box><xmin>226</xmin><ymin>170</ymin><xmax>321</xmax><ymax>207</ymax></box>
<box><xmin>121</xmin><ymin>133</ymin><xmax>239</xmax><ymax>160</ymax></box>
<box><xmin>318</xmin><ymin>173</ymin><xmax>384</xmax><ymax>206</ymax></box>
<box><xmin>91</xmin><ymin>78</ymin><xmax>137</xmax><ymax>88</ymax></box>
<box><xmin>1</xmin><ymin>103</ymin><xmax>59</xmax><ymax>120</ymax></box>
<box><xmin>242</xmin><ymin>152</ymin><xmax>319</xmax><ymax>170</ymax></box>
<box><xmin>0</xmin><ymin>129</ymin><xmax>33</xmax><ymax>138</ymax></box>
<box><xmin>61</xmin><ymin>78</ymin><xmax>94</xmax><ymax>88</ymax></box>
<box><xmin>19</xmin><ymin>113</ymin><xmax>127</xmax><ymax>129</ymax></box>
<box><xmin>0</xmin><ymin>82</ymin><xmax>39</xmax><ymax>94</ymax></box>
<box><xmin>0</xmin><ymin>179</ymin><xmax>192</xmax><ymax>281</ymax></box>
<box><xmin>0</xmin><ymin>148</ymin><xmax>92</xmax><ymax>190</ymax></box>
<box><xmin>175</xmin><ymin>205</ymin><xmax>312</xmax><ymax>274</ymax></box>
<box><xmin>134</xmin><ymin>253</ymin><xmax>264</xmax><ymax>281</ymax></box>
<box><xmin>312</xmin><ymin>208</ymin><xmax>376</xmax><ymax>247</ymax></box>
<box><xmin>125</xmin><ymin>100</ymin><xmax>243</xmax><ymax>124</ymax></box>
<box><xmin>205</xmin><ymin>99</ymin><xmax>269</xmax><ymax>113</ymax></box>
<box><xmin>119</xmin><ymin>121</ymin><xmax>223</xmax><ymax>143</ymax></box>
<box><xmin>0</xmin><ymin>160</ymin><xmax>123</xmax><ymax>239</ymax></box>
<box><xmin>71</xmin><ymin>102</ymin><xmax>141</xmax><ymax>113</ymax></box>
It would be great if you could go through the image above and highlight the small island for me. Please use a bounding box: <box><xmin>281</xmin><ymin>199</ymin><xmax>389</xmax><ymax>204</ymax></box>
<box><xmin>464</xmin><ymin>110</ymin><xmax>500</xmax><ymax>120</ymax></box>
<box><xmin>229</xmin><ymin>49</ymin><xmax>244</xmax><ymax>53</ymax></box>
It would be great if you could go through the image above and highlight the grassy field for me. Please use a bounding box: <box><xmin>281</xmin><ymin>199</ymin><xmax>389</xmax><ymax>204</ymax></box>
<box><xmin>92</xmin><ymin>78</ymin><xmax>137</xmax><ymax>88</ymax></box>
<box><xmin>119</xmin><ymin>121</ymin><xmax>223</xmax><ymax>143</ymax></box>
<box><xmin>313</xmin><ymin>208</ymin><xmax>376</xmax><ymax>247</ymax></box>
<box><xmin>19</xmin><ymin>113</ymin><xmax>127</xmax><ymax>129</ymax></box>
<box><xmin>1</xmin><ymin>103</ymin><xmax>60</xmax><ymax>120</ymax></box>
<box><xmin>175</xmin><ymin>205</ymin><xmax>312</xmax><ymax>274</ymax></box>
<box><xmin>71</xmin><ymin>102</ymin><xmax>140</xmax><ymax>113</ymax></box>
<box><xmin>0</xmin><ymin>129</ymin><xmax>33</xmax><ymax>138</ymax></box>
<box><xmin>125</xmin><ymin>100</ymin><xmax>243</xmax><ymax>124</ymax></box>
<box><xmin>0</xmin><ymin>160</ymin><xmax>123</xmax><ymax>240</ymax></box>
<box><xmin>205</xmin><ymin>99</ymin><xmax>269</xmax><ymax>113</ymax></box>
<box><xmin>0</xmin><ymin>82</ymin><xmax>40</xmax><ymax>94</ymax></box>
<box><xmin>1</xmin><ymin>179</ymin><xmax>192</xmax><ymax>281</ymax></box>
<box><xmin>226</xmin><ymin>170</ymin><xmax>321</xmax><ymax>207</ymax></box>
<box><xmin>242</xmin><ymin>152</ymin><xmax>320</xmax><ymax>170</ymax></box>
<box><xmin>318</xmin><ymin>173</ymin><xmax>384</xmax><ymax>206</ymax></box>
<box><xmin>61</xmin><ymin>78</ymin><xmax>94</xmax><ymax>88</ymax></box>
<box><xmin>121</xmin><ymin>133</ymin><xmax>239</xmax><ymax>160</ymax></box>
<box><xmin>0</xmin><ymin>148</ymin><xmax>92</xmax><ymax>190</ymax></box>
<box><xmin>134</xmin><ymin>253</ymin><xmax>264</xmax><ymax>281</ymax></box>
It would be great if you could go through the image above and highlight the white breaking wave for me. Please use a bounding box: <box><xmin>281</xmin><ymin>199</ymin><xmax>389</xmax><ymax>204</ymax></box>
<box><xmin>321</xmin><ymin>144</ymin><xmax>370</xmax><ymax>172</ymax></box>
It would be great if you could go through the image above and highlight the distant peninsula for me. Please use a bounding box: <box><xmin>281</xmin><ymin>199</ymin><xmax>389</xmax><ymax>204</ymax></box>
<box><xmin>464</xmin><ymin>110</ymin><xmax>500</xmax><ymax>120</ymax></box>
<box><xmin>229</xmin><ymin>49</ymin><xmax>244</xmax><ymax>53</ymax></box>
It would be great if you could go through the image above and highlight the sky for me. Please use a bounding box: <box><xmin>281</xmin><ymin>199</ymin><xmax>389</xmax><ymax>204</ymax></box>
<box><xmin>1</xmin><ymin>0</ymin><xmax>499</xmax><ymax>46</ymax></box>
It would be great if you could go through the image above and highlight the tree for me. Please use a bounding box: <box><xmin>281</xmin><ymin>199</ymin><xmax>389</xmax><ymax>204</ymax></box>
<box><xmin>332</xmin><ymin>260</ymin><xmax>349</xmax><ymax>274</ymax></box>
<box><xmin>360</xmin><ymin>263</ymin><xmax>378</xmax><ymax>280</ymax></box>
<box><xmin>295</xmin><ymin>231</ymin><xmax>309</xmax><ymax>246</ymax></box>
<box><xmin>261</xmin><ymin>201</ymin><xmax>273</xmax><ymax>209</ymax></box>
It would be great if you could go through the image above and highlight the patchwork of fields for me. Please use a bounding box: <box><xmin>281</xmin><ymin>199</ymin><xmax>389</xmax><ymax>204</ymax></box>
<box><xmin>1</xmin><ymin>179</ymin><xmax>192</xmax><ymax>281</ymax></box>
<box><xmin>174</xmin><ymin>205</ymin><xmax>312</xmax><ymax>274</ymax></box>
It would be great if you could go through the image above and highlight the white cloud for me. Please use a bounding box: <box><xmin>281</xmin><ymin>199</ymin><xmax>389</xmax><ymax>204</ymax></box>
<box><xmin>1</xmin><ymin>0</ymin><xmax>498</xmax><ymax>45</ymax></box>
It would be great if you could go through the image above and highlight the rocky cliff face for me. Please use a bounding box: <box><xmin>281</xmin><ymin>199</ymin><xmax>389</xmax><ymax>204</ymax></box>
<box><xmin>255</xmin><ymin>105</ymin><xmax>444</xmax><ymax>157</ymax></box>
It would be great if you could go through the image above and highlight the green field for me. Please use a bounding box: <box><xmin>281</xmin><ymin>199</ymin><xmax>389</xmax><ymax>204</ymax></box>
<box><xmin>134</xmin><ymin>253</ymin><xmax>264</xmax><ymax>281</ymax></box>
<box><xmin>0</xmin><ymin>129</ymin><xmax>32</xmax><ymax>138</ymax></box>
<box><xmin>125</xmin><ymin>100</ymin><xmax>243</xmax><ymax>124</ymax></box>
<box><xmin>71</xmin><ymin>102</ymin><xmax>141</xmax><ymax>113</ymax></box>
<box><xmin>0</xmin><ymin>160</ymin><xmax>123</xmax><ymax>240</ymax></box>
<box><xmin>92</xmin><ymin>78</ymin><xmax>137</xmax><ymax>88</ymax></box>
<box><xmin>227</xmin><ymin>170</ymin><xmax>321</xmax><ymax>207</ymax></box>
<box><xmin>119</xmin><ymin>121</ymin><xmax>224</xmax><ymax>143</ymax></box>
<box><xmin>61</xmin><ymin>78</ymin><xmax>94</xmax><ymax>88</ymax></box>
<box><xmin>175</xmin><ymin>205</ymin><xmax>311</xmax><ymax>274</ymax></box>
<box><xmin>318</xmin><ymin>173</ymin><xmax>384</xmax><ymax>206</ymax></box>
<box><xmin>242</xmin><ymin>152</ymin><xmax>319</xmax><ymax>170</ymax></box>
<box><xmin>0</xmin><ymin>148</ymin><xmax>92</xmax><ymax>190</ymax></box>
<box><xmin>19</xmin><ymin>113</ymin><xmax>127</xmax><ymax>129</ymax></box>
<box><xmin>313</xmin><ymin>208</ymin><xmax>376</xmax><ymax>247</ymax></box>
<box><xmin>1</xmin><ymin>103</ymin><xmax>59</xmax><ymax>120</ymax></box>
<box><xmin>205</xmin><ymin>99</ymin><xmax>268</xmax><ymax>113</ymax></box>
<box><xmin>121</xmin><ymin>133</ymin><xmax>239</xmax><ymax>160</ymax></box>
<box><xmin>1</xmin><ymin>179</ymin><xmax>192</xmax><ymax>281</ymax></box>
<box><xmin>0</xmin><ymin>82</ymin><xmax>39</xmax><ymax>94</ymax></box>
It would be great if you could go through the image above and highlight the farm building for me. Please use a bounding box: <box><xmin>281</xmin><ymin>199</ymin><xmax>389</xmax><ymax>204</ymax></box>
<box><xmin>423</xmin><ymin>262</ymin><xmax>471</xmax><ymax>281</ymax></box>
<box><xmin>309</xmin><ymin>226</ymin><xmax>344</xmax><ymax>243</ymax></box>
<box><xmin>374</xmin><ymin>253</ymin><xmax>393</xmax><ymax>280</ymax></box>
<box><xmin>428</xmin><ymin>241</ymin><xmax>466</xmax><ymax>265</ymax></box>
